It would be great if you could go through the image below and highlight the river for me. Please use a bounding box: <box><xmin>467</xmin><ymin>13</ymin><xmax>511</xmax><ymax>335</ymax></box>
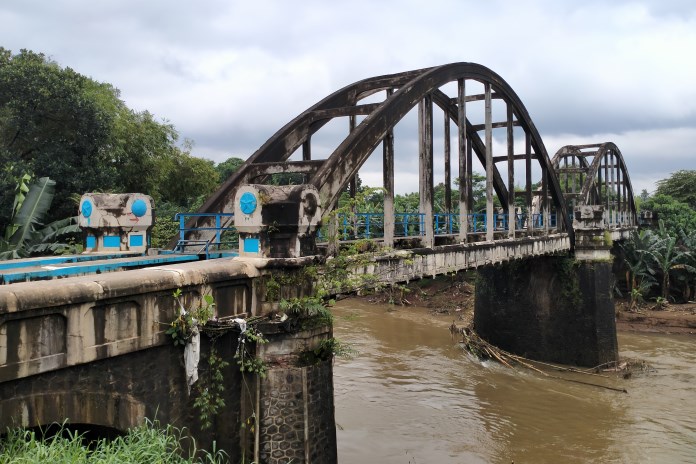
<box><xmin>333</xmin><ymin>300</ymin><xmax>696</xmax><ymax>463</ymax></box>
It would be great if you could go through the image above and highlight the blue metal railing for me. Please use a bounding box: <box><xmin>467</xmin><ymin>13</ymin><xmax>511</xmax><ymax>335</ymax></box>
<box><xmin>324</xmin><ymin>211</ymin><xmax>559</xmax><ymax>241</ymax></box>
<box><xmin>174</xmin><ymin>211</ymin><xmax>560</xmax><ymax>248</ymax></box>
<box><xmin>173</xmin><ymin>213</ymin><xmax>236</xmax><ymax>256</ymax></box>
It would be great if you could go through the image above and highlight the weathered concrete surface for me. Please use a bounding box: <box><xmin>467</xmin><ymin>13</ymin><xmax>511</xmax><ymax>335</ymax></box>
<box><xmin>0</xmin><ymin>331</ymin><xmax>244</xmax><ymax>456</ymax></box>
<box><xmin>251</xmin><ymin>325</ymin><xmax>337</xmax><ymax>464</ymax></box>
<box><xmin>0</xmin><ymin>258</ymin><xmax>336</xmax><ymax>462</ymax></box>
<box><xmin>474</xmin><ymin>256</ymin><xmax>618</xmax><ymax>367</ymax></box>
<box><xmin>0</xmin><ymin>258</ymin><xmax>259</xmax><ymax>383</ymax></box>
<box><xmin>347</xmin><ymin>234</ymin><xmax>571</xmax><ymax>285</ymax></box>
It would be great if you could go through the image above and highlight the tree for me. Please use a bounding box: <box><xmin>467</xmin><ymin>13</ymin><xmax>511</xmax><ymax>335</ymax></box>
<box><xmin>619</xmin><ymin>229</ymin><xmax>659</xmax><ymax>308</ymax></box>
<box><xmin>0</xmin><ymin>47</ymin><xmax>222</xmax><ymax>251</ymax></box>
<box><xmin>642</xmin><ymin>194</ymin><xmax>696</xmax><ymax>238</ymax></box>
<box><xmin>159</xmin><ymin>153</ymin><xmax>219</xmax><ymax>208</ymax></box>
<box><xmin>216</xmin><ymin>157</ymin><xmax>245</xmax><ymax>182</ymax></box>
<box><xmin>656</xmin><ymin>170</ymin><xmax>696</xmax><ymax>210</ymax></box>
<box><xmin>0</xmin><ymin>48</ymin><xmax>117</xmax><ymax>222</ymax></box>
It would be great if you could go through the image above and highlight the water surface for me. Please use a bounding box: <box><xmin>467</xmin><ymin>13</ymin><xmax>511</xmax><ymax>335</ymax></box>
<box><xmin>333</xmin><ymin>300</ymin><xmax>696</xmax><ymax>463</ymax></box>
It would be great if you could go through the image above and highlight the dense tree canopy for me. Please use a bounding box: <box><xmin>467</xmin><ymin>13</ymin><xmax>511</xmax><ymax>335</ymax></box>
<box><xmin>655</xmin><ymin>170</ymin><xmax>696</xmax><ymax>210</ymax></box>
<box><xmin>0</xmin><ymin>47</ymin><xmax>221</xmax><ymax>234</ymax></box>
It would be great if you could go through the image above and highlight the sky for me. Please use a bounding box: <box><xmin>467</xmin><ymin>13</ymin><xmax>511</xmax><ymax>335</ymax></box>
<box><xmin>2</xmin><ymin>0</ymin><xmax>695</xmax><ymax>195</ymax></box>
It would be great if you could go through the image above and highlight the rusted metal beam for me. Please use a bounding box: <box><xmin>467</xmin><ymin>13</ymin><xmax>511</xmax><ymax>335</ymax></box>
<box><xmin>507</xmin><ymin>103</ymin><xmax>515</xmax><ymax>238</ymax></box>
<box><xmin>525</xmin><ymin>132</ymin><xmax>532</xmax><ymax>227</ymax></box>
<box><xmin>492</xmin><ymin>154</ymin><xmax>539</xmax><ymax>163</ymax></box>
<box><xmin>556</xmin><ymin>167</ymin><xmax>588</xmax><ymax>173</ymax></box>
<box><xmin>450</xmin><ymin>93</ymin><xmax>505</xmax><ymax>103</ymax></box>
<box><xmin>383</xmin><ymin>90</ymin><xmax>395</xmax><ymax>247</ymax></box>
<box><xmin>444</xmin><ymin>107</ymin><xmax>452</xmax><ymax>217</ymax></box>
<box><xmin>457</xmin><ymin>78</ymin><xmax>468</xmax><ymax>242</ymax></box>
<box><xmin>302</xmin><ymin>139</ymin><xmax>311</xmax><ymax>161</ymax></box>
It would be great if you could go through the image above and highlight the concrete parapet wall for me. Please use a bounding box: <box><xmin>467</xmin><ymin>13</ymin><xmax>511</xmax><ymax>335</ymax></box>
<box><xmin>0</xmin><ymin>258</ymin><xmax>260</xmax><ymax>384</ymax></box>
<box><xmin>350</xmin><ymin>234</ymin><xmax>571</xmax><ymax>284</ymax></box>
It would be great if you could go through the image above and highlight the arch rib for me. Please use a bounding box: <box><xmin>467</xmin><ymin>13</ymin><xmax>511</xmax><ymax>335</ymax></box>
<box><xmin>182</xmin><ymin>62</ymin><xmax>576</xmax><ymax>247</ymax></box>
<box><xmin>309</xmin><ymin>62</ymin><xmax>572</xmax><ymax>239</ymax></box>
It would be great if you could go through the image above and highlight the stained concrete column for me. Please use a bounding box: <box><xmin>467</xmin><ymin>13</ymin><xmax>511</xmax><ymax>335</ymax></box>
<box><xmin>457</xmin><ymin>78</ymin><xmax>469</xmax><ymax>242</ymax></box>
<box><xmin>474</xmin><ymin>255</ymin><xmax>618</xmax><ymax>367</ymax></box>
<box><xmin>252</xmin><ymin>325</ymin><xmax>337</xmax><ymax>464</ymax></box>
<box><xmin>484</xmin><ymin>83</ymin><xmax>494</xmax><ymax>241</ymax></box>
<box><xmin>383</xmin><ymin>96</ymin><xmax>395</xmax><ymax>248</ymax></box>
<box><xmin>418</xmin><ymin>94</ymin><xmax>434</xmax><ymax>248</ymax></box>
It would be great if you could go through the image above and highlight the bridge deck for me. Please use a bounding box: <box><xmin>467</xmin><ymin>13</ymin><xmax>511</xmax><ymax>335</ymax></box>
<box><xmin>0</xmin><ymin>253</ymin><xmax>204</xmax><ymax>285</ymax></box>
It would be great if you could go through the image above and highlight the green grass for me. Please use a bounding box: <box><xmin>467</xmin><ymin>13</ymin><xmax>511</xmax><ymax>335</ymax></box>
<box><xmin>0</xmin><ymin>419</ymin><xmax>227</xmax><ymax>463</ymax></box>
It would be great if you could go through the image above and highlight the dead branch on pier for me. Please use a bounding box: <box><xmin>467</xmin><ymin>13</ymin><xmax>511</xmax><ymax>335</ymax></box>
<box><xmin>449</xmin><ymin>322</ymin><xmax>633</xmax><ymax>394</ymax></box>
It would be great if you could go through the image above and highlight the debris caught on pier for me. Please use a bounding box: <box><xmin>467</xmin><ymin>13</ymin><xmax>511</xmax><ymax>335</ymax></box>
<box><xmin>449</xmin><ymin>322</ymin><xmax>647</xmax><ymax>394</ymax></box>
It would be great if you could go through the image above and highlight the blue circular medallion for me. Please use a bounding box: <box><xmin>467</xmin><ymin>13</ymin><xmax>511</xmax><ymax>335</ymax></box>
<box><xmin>240</xmin><ymin>192</ymin><xmax>257</xmax><ymax>215</ymax></box>
<box><xmin>131</xmin><ymin>199</ymin><xmax>148</xmax><ymax>217</ymax></box>
<box><xmin>81</xmin><ymin>200</ymin><xmax>93</xmax><ymax>218</ymax></box>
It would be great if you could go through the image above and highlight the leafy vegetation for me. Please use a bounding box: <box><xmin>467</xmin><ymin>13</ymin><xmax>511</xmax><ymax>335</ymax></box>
<box><xmin>0</xmin><ymin>419</ymin><xmax>227</xmax><ymax>463</ymax></box>
<box><xmin>0</xmin><ymin>47</ymin><xmax>246</xmax><ymax>253</ymax></box>
<box><xmin>0</xmin><ymin>174</ymin><xmax>80</xmax><ymax>259</ymax></box>
<box><xmin>655</xmin><ymin>169</ymin><xmax>696</xmax><ymax>210</ymax></box>
<box><xmin>621</xmin><ymin>170</ymin><xmax>696</xmax><ymax>305</ymax></box>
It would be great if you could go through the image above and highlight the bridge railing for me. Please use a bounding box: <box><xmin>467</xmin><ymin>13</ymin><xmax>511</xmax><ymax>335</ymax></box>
<box><xmin>324</xmin><ymin>211</ymin><xmax>559</xmax><ymax>241</ymax></box>
<box><xmin>173</xmin><ymin>213</ymin><xmax>237</xmax><ymax>255</ymax></box>
<box><xmin>174</xmin><ymin>211</ymin><xmax>562</xmax><ymax>250</ymax></box>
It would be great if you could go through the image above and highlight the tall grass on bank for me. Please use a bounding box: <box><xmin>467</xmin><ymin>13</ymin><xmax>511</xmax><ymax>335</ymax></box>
<box><xmin>0</xmin><ymin>419</ymin><xmax>227</xmax><ymax>463</ymax></box>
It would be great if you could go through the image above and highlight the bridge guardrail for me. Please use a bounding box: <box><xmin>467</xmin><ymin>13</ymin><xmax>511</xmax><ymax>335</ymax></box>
<box><xmin>173</xmin><ymin>213</ymin><xmax>237</xmax><ymax>256</ymax></box>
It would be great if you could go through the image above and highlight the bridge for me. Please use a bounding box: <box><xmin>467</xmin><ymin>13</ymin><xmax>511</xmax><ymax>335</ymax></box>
<box><xmin>0</xmin><ymin>63</ymin><xmax>637</xmax><ymax>464</ymax></box>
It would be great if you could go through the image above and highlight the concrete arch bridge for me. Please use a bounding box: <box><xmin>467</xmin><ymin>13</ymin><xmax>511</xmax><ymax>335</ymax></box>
<box><xmin>183</xmin><ymin>63</ymin><xmax>637</xmax><ymax>266</ymax></box>
<box><xmin>0</xmin><ymin>63</ymin><xmax>638</xmax><ymax>464</ymax></box>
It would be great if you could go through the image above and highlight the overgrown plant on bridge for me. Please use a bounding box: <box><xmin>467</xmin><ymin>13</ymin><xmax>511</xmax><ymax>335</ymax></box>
<box><xmin>165</xmin><ymin>289</ymin><xmax>271</xmax><ymax>432</ymax></box>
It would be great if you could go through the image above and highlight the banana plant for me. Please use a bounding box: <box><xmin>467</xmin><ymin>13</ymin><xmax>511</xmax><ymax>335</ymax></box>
<box><xmin>0</xmin><ymin>175</ymin><xmax>80</xmax><ymax>259</ymax></box>
<box><xmin>646</xmin><ymin>221</ymin><xmax>694</xmax><ymax>301</ymax></box>
<box><xmin>619</xmin><ymin>229</ymin><xmax>658</xmax><ymax>305</ymax></box>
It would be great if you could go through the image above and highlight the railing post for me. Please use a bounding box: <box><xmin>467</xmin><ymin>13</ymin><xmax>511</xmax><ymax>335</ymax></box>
<box><xmin>178</xmin><ymin>214</ymin><xmax>186</xmax><ymax>243</ymax></box>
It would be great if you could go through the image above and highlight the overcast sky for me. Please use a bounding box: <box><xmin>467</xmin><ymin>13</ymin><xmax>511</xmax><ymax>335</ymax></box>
<box><xmin>2</xmin><ymin>0</ymin><xmax>695</xmax><ymax>194</ymax></box>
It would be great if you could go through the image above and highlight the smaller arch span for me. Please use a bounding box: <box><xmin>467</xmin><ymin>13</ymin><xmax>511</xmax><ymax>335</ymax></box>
<box><xmin>551</xmin><ymin>143</ymin><xmax>638</xmax><ymax>228</ymax></box>
<box><xmin>0</xmin><ymin>391</ymin><xmax>147</xmax><ymax>434</ymax></box>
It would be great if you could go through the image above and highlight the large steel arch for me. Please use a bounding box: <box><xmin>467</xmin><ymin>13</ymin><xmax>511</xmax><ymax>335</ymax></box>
<box><xmin>309</xmin><ymin>63</ymin><xmax>565</xmax><ymax>218</ymax></box>
<box><xmin>551</xmin><ymin>143</ymin><xmax>637</xmax><ymax>227</ymax></box>
<box><xmin>184</xmin><ymin>62</ymin><xmax>573</xmax><ymax>246</ymax></box>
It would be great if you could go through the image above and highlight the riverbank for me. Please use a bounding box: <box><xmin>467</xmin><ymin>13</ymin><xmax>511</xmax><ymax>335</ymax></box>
<box><xmin>355</xmin><ymin>274</ymin><xmax>696</xmax><ymax>335</ymax></box>
<box><xmin>615</xmin><ymin>300</ymin><xmax>696</xmax><ymax>335</ymax></box>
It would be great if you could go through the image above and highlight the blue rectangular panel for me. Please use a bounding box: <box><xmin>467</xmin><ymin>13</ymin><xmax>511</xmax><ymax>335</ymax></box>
<box><xmin>129</xmin><ymin>234</ymin><xmax>144</xmax><ymax>247</ymax></box>
<box><xmin>103</xmin><ymin>235</ymin><xmax>121</xmax><ymax>248</ymax></box>
<box><xmin>86</xmin><ymin>235</ymin><xmax>96</xmax><ymax>249</ymax></box>
<box><xmin>243</xmin><ymin>237</ymin><xmax>260</xmax><ymax>254</ymax></box>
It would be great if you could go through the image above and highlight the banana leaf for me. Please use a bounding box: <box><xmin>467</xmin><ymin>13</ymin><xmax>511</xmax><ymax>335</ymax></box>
<box><xmin>8</xmin><ymin>176</ymin><xmax>56</xmax><ymax>249</ymax></box>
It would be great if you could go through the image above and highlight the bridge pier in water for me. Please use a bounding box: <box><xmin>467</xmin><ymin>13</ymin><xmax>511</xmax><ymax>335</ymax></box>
<box><xmin>474</xmin><ymin>207</ymin><xmax>619</xmax><ymax>367</ymax></box>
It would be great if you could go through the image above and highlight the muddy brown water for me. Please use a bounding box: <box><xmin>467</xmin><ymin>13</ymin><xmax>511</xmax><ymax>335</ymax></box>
<box><xmin>333</xmin><ymin>300</ymin><xmax>696</xmax><ymax>463</ymax></box>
